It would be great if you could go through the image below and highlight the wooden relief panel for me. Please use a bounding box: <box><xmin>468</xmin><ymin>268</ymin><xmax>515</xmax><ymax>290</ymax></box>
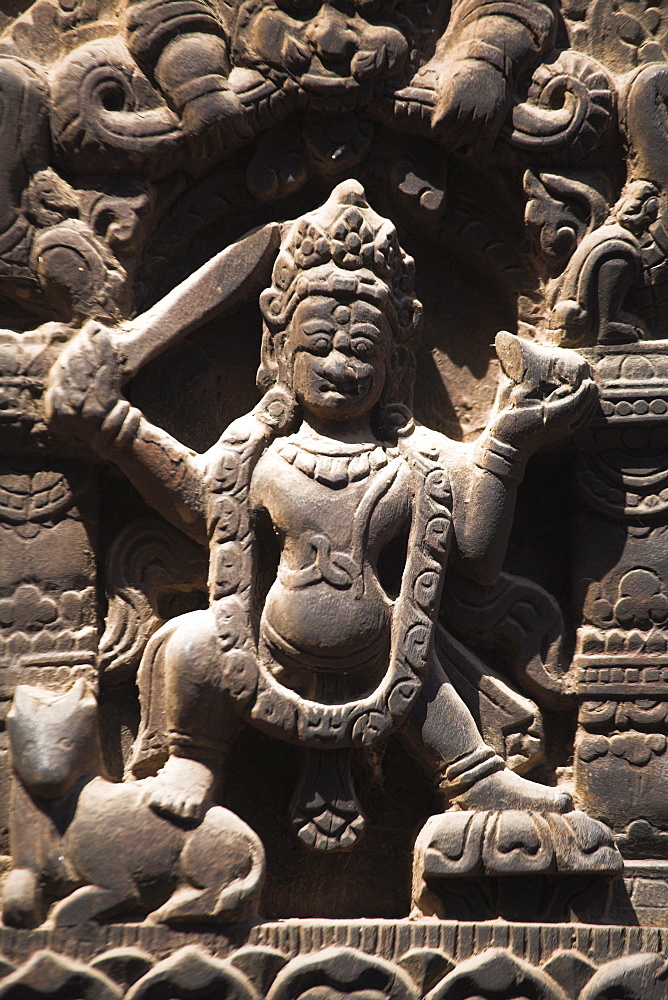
<box><xmin>1</xmin><ymin>0</ymin><xmax>668</xmax><ymax>989</ymax></box>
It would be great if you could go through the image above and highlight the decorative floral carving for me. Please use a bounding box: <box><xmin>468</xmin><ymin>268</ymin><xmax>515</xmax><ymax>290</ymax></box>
<box><xmin>265</xmin><ymin>947</ymin><xmax>419</xmax><ymax>1000</ymax></box>
<box><xmin>414</xmin><ymin>808</ymin><xmax>621</xmax><ymax>884</ymax></box>
<box><xmin>126</xmin><ymin>947</ymin><xmax>259</xmax><ymax>1000</ymax></box>
<box><xmin>578</xmin><ymin>732</ymin><xmax>667</xmax><ymax>765</ymax></box>
<box><xmin>0</xmin><ymin>583</ymin><xmax>57</xmax><ymax>630</ymax></box>
<box><xmin>584</xmin><ymin>569</ymin><xmax>668</xmax><ymax>631</ymax></box>
<box><xmin>0</xmin><ymin>950</ymin><xmax>121</xmax><ymax>1000</ymax></box>
<box><xmin>424</xmin><ymin>949</ymin><xmax>568</xmax><ymax>1000</ymax></box>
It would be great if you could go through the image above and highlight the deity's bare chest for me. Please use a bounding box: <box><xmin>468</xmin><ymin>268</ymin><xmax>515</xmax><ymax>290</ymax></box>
<box><xmin>255</xmin><ymin>441</ymin><xmax>410</xmax><ymax>554</ymax></box>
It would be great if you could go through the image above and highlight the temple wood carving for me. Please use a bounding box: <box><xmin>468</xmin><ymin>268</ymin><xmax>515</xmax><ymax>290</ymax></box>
<box><xmin>1</xmin><ymin>0</ymin><xmax>668</xmax><ymax>991</ymax></box>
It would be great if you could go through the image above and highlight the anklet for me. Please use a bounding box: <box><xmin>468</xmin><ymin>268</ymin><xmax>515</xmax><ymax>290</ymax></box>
<box><xmin>443</xmin><ymin>745</ymin><xmax>505</xmax><ymax>795</ymax></box>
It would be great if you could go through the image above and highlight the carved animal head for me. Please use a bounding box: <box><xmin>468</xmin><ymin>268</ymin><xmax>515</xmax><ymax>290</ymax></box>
<box><xmin>7</xmin><ymin>679</ymin><xmax>102</xmax><ymax>799</ymax></box>
<box><xmin>231</xmin><ymin>0</ymin><xmax>410</xmax><ymax>103</ymax></box>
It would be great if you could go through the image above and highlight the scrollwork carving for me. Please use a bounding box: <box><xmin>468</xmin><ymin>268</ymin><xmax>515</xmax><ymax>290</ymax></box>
<box><xmin>50</xmin><ymin>37</ymin><xmax>184</xmax><ymax>177</ymax></box>
<box><xmin>524</xmin><ymin>169</ymin><xmax>611</xmax><ymax>274</ymax></box>
<box><xmin>505</xmin><ymin>51</ymin><xmax>616</xmax><ymax>161</ymax></box>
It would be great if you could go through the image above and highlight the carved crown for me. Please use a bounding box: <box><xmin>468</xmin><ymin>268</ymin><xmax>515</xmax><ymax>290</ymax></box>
<box><xmin>259</xmin><ymin>180</ymin><xmax>422</xmax><ymax>346</ymax></box>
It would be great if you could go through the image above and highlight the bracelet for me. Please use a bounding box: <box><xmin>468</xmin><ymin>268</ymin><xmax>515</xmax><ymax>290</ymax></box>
<box><xmin>458</xmin><ymin>40</ymin><xmax>511</xmax><ymax>77</ymax></box>
<box><xmin>472</xmin><ymin>433</ymin><xmax>525</xmax><ymax>483</ymax></box>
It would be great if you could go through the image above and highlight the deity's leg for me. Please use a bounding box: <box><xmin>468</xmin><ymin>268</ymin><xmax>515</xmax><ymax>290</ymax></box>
<box><xmin>145</xmin><ymin>609</ymin><xmax>242</xmax><ymax>823</ymax></box>
<box><xmin>398</xmin><ymin>649</ymin><xmax>572</xmax><ymax>813</ymax></box>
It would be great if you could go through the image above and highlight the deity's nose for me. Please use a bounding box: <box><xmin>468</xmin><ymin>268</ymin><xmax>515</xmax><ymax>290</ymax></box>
<box><xmin>322</xmin><ymin>350</ymin><xmax>356</xmax><ymax>380</ymax></box>
<box><xmin>306</xmin><ymin>6</ymin><xmax>356</xmax><ymax>61</ymax></box>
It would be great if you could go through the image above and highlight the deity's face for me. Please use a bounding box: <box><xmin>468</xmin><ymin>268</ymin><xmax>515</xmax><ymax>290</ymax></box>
<box><xmin>281</xmin><ymin>294</ymin><xmax>393</xmax><ymax>422</ymax></box>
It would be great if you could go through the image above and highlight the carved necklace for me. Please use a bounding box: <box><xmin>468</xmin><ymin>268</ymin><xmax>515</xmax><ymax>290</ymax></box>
<box><xmin>275</xmin><ymin>434</ymin><xmax>398</xmax><ymax>487</ymax></box>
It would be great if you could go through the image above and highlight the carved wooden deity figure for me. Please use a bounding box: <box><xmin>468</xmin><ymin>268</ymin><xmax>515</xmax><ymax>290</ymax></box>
<box><xmin>46</xmin><ymin>181</ymin><xmax>618</xmax><ymax>864</ymax></box>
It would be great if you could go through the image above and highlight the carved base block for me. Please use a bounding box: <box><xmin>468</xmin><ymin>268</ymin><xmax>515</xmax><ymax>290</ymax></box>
<box><xmin>619</xmin><ymin>861</ymin><xmax>668</xmax><ymax>928</ymax></box>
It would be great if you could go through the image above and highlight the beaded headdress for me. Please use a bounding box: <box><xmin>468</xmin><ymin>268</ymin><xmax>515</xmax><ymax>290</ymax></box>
<box><xmin>258</xmin><ymin>180</ymin><xmax>422</xmax><ymax>391</ymax></box>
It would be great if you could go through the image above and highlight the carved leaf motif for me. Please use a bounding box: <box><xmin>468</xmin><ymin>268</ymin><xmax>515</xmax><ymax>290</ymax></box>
<box><xmin>580</xmin><ymin>955</ymin><xmax>667</xmax><ymax>1000</ymax></box>
<box><xmin>125</xmin><ymin>947</ymin><xmax>259</xmax><ymax>1000</ymax></box>
<box><xmin>415</xmin><ymin>810</ymin><xmax>621</xmax><ymax>886</ymax></box>
<box><xmin>266</xmin><ymin>948</ymin><xmax>419</xmax><ymax>1000</ymax></box>
<box><xmin>424</xmin><ymin>949</ymin><xmax>568</xmax><ymax>1000</ymax></box>
<box><xmin>524</xmin><ymin>169</ymin><xmax>610</xmax><ymax>273</ymax></box>
<box><xmin>0</xmin><ymin>950</ymin><xmax>121</xmax><ymax>1000</ymax></box>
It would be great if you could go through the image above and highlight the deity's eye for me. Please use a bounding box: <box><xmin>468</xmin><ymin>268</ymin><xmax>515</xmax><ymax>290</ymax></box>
<box><xmin>309</xmin><ymin>335</ymin><xmax>331</xmax><ymax>355</ymax></box>
<box><xmin>351</xmin><ymin>337</ymin><xmax>374</xmax><ymax>357</ymax></box>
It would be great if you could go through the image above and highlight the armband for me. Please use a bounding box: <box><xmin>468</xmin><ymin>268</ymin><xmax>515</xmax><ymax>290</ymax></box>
<box><xmin>472</xmin><ymin>432</ymin><xmax>525</xmax><ymax>482</ymax></box>
<box><xmin>459</xmin><ymin>40</ymin><xmax>512</xmax><ymax>77</ymax></box>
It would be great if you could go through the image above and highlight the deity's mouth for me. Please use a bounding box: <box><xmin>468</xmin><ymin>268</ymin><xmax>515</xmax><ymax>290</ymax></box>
<box><xmin>300</xmin><ymin>56</ymin><xmax>359</xmax><ymax>93</ymax></box>
<box><xmin>318</xmin><ymin>375</ymin><xmax>369</xmax><ymax>398</ymax></box>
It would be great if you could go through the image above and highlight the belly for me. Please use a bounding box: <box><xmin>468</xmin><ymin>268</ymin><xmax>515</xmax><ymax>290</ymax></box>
<box><xmin>261</xmin><ymin>573</ymin><xmax>391</xmax><ymax>671</ymax></box>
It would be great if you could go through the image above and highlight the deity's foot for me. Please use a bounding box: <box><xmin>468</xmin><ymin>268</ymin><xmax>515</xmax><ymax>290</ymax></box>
<box><xmin>450</xmin><ymin>767</ymin><xmax>573</xmax><ymax>814</ymax></box>
<box><xmin>412</xmin><ymin>759</ymin><xmax>621</xmax><ymax>905</ymax></box>
<box><xmin>145</xmin><ymin>756</ymin><xmax>217</xmax><ymax>824</ymax></box>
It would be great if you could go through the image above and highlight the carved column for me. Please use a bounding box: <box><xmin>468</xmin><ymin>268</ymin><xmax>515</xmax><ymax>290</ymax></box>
<box><xmin>574</xmin><ymin>342</ymin><xmax>668</xmax><ymax>921</ymax></box>
<box><xmin>0</xmin><ymin>328</ymin><xmax>99</xmax><ymax>852</ymax></box>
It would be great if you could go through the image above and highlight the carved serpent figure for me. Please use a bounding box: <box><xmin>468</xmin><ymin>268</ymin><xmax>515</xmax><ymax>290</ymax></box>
<box><xmin>45</xmin><ymin>181</ymin><xmax>622</xmax><ymax>870</ymax></box>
